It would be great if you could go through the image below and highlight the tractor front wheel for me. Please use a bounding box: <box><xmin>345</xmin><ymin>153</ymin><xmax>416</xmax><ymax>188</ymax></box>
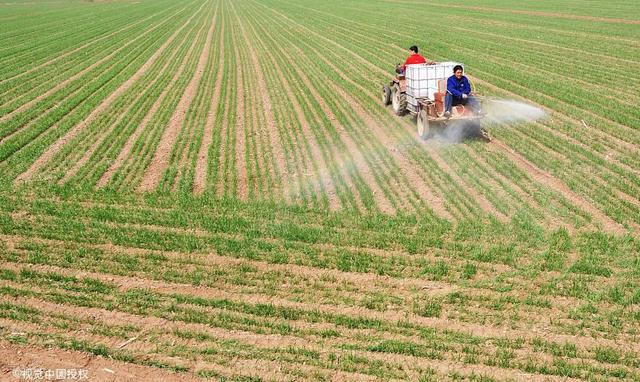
<box><xmin>391</xmin><ymin>85</ymin><xmax>407</xmax><ymax>116</ymax></box>
<box><xmin>417</xmin><ymin>109</ymin><xmax>430</xmax><ymax>139</ymax></box>
<box><xmin>381</xmin><ymin>85</ymin><xmax>391</xmax><ymax>106</ymax></box>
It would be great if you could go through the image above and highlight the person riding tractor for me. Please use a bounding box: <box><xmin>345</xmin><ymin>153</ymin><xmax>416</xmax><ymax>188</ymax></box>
<box><xmin>396</xmin><ymin>45</ymin><xmax>435</xmax><ymax>75</ymax></box>
<box><xmin>444</xmin><ymin>65</ymin><xmax>483</xmax><ymax>118</ymax></box>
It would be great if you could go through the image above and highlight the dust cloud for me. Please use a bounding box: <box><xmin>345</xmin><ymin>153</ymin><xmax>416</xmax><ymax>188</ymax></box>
<box><xmin>483</xmin><ymin>98</ymin><xmax>547</xmax><ymax>125</ymax></box>
<box><xmin>430</xmin><ymin>98</ymin><xmax>547</xmax><ymax>144</ymax></box>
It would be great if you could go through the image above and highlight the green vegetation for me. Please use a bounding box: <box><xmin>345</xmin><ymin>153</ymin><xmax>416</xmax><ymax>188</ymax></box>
<box><xmin>0</xmin><ymin>0</ymin><xmax>638</xmax><ymax>380</ymax></box>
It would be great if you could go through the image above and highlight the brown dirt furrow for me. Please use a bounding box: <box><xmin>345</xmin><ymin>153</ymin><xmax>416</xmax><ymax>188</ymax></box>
<box><xmin>0</xmin><ymin>340</ymin><xmax>196</xmax><ymax>382</ymax></box>
<box><xmin>1</xmin><ymin>315</ymin><xmax>376</xmax><ymax>382</ymax></box>
<box><xmin>489</xmin><ymin>138</ymin><xmax>626</xmax><ymax>235</ymax></box>
<box><xmin>0</xmin><ymin>315</ymin><xmax>208</xmax><ymax>380</ymax></box>
<box><xmin>4</xmin><ymin>297</ymin><xmax>394</xmax><ymax>382</ymax></box>
<box><xmin>138</xmin><ymin>10</ymin><xmax>216</xmax><ymax>193</ymax></box>
<box><xmin>170</xmin><ymin>10</ymin><xmax>222</xmax><ymax>194</ymax></box>
<box><xmin>0</xmin><ymin>298</ymin><xmax>394</xmax><ymax>381</ymax></box>
<box><xmin>363</xmin><ymin>348</ymin><xmax>583</xmax><ymax>382</ymax></box>
<box><xmin>0</xmin><ymin>232</ymin><xmax>499</xmax><ymax>304</ymax></box>
<box><xmin>6</xmin><ymin>261</ymin><xmax>637</xmax><ymax>355</ymax></box>
<box><xmin>234</xmin><ymin>45</ymin><xmax>248</xmax><ymax>200</ymax></box>
<box><xmin>0</xmin><ymin>315</ymin><xmax>156</xmax><ymax>356</ymax></box>
<box><xmin>0</xmin><ymin>233</ymin><xmax>462</xmax><ymax>299</ymax></box>
<box><xmin>192</xmin><ymin>18</ymin><xmax>225</xmax><ymax>196</ymax></box>
<box><xmin>15</xmin><ymin>3</ymin><xmax>206</xmax><ymax>184</ymax></box>
<box><xmin>57</xmin><ymin>59</ymin><xmax>171</xmax><ymax>186</ymax></box>
<box><xmin>3</xmin><ymin>297</ymin><xmax>582</xmax><ymax>382</ymax></box>
<box><xmin>95</xmin><ymin>31</ymin><xmax>207</xmax><ymax>189</ymax></box>
<box><xmin>7</xmin><ymin>296</ymin><xmax>313</xmax><ymax>354</ymax></box>
<box><xmin>212</xmin><ymin>79</ymin><xmax>231</xmax><ymax>197</ymax></box>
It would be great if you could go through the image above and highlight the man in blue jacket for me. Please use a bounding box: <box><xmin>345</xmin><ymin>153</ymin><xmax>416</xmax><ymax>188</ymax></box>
<box><xmin>444</xmin><ymin>65</ymin><xmax>480</xmax><ymax>118</ymax></box>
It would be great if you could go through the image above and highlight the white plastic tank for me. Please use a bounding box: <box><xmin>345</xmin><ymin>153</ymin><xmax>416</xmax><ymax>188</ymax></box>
<box><xmin>405</xmin><ymin>62</ymin><xmax>463</xmax><ymax>105</ymax></box>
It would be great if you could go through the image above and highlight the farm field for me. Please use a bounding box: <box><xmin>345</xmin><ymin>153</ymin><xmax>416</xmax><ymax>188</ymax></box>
<box><xmin>0</xmin><ymin>0</ymin><xmax>639</xmax><ymax>380</ymax></box>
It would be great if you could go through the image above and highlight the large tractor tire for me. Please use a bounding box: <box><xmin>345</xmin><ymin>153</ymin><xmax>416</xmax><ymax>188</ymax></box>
<box><xmin>391</xmin><ymin>85</ymin><xmax>407</xmax><ymax>116</ymax></box>
<box><xmin>417</xmin><ymin>109</ymin><xmax>430</xmax><ymax>140</ymax></box>
<box><xmin>381</xmin><ymin>84</ymin><xmax>391</xmax><ymax>106</ymax></box>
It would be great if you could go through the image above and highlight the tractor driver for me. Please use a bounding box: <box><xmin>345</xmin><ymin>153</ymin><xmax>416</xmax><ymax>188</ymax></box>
<box><xmin>444</xmin><ymin>65</ymin><xmax>481</xmax><ymax>118</ymax></box>
<box><xmin>397</xmin><ymin>45</ymin><xmax>435</xmax><ymax>74</ymax></box>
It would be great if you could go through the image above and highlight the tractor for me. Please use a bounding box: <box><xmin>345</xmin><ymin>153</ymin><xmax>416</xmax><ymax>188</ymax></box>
<box><xmin>382</xmin><ymin>62</ymin><xmax>490</xmax><ymax>141</ymax></box>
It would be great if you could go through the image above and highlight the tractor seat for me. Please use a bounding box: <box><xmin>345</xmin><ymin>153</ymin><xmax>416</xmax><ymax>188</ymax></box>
<box><xmin>433</xmin><ymin>79</ymin><xmax>447</xmax><ymax>115</ymax></box>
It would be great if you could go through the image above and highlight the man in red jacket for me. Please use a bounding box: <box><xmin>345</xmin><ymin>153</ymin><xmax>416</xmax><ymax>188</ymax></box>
<box><xmin>398</xmin><ymin>45</ymin><xmax>435</xmax><ymax>73</ymax></box>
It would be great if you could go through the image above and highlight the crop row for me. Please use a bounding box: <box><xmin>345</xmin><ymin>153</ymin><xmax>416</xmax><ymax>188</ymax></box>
<box><xmin>244</xmin><ymin>0</ymin><xmax>639</xmax><ymax>229</ymax></box>
<box><xmin>0</xmin><ymin>222</ymin><xmax>638</xmax><ymax>381</ymax></box>
<box><xmin>0</xmin><ymin>4</ymin><xmax>183</xmax><ymax>119</ymax></box>
<box><xmin>0</xmin><ymin>1</ymin><xmax>179</xmax><ymax>82</ymax></box>
<box><xmin>239</xmin><ymin>0</ymin><xmax>610</xmax><ymax>229</ymax></box>
<box><xmin>0</xmin><ymin>1</ymin><xmax>207</xmax><ymax>183</ymax></box>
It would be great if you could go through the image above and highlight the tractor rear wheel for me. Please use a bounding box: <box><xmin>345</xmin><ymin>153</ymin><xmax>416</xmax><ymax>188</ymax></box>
<box><xmin>417</xmin><ymin>109</ymin><xmax>430</xmax><ymax>139</ymax></box>
<box><xmin>391</xmin><ymin>85</ymin><xmax>406</xmax><ymax>116</ymax></box>
<box><xmin>381</xmin><ymin>85</ymin><xmax>391</xmax><ymax>106</ymax></box>
<box><xmin>469</xmin><ymin>121</ymin><xmax>491</xmax><ymax>142</ymax></box>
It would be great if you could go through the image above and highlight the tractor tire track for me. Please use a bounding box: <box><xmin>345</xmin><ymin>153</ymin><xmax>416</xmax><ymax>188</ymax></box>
<box><xmin>138</xmin><ymin>6</ymin><xmax>217</xmax><ymax>193</ymax></box>
<box><xmin>234</xmin><ymin>3</ymin><xmax>344</xmax><ymax>209</ymax></box>
<box><xmin>234</xmin><ymin>47</ymin><xmax>248</xmax><ymax>200</ymax></box>
<box><xmin>192</xmin><ymin>18</ymin><xmax>225</xmax><ymax>196</ymax></box>
<box><xmin>218</xmin><ymin>4</ymin><xmax>287</xmax><ymax>201</ymax></box>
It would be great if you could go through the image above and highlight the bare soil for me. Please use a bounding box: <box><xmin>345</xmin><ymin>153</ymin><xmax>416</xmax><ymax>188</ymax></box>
<box><xmin>0</xmin><ymin>341</ymin><xmax>196</xmax><ymax>382</ymax></box>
